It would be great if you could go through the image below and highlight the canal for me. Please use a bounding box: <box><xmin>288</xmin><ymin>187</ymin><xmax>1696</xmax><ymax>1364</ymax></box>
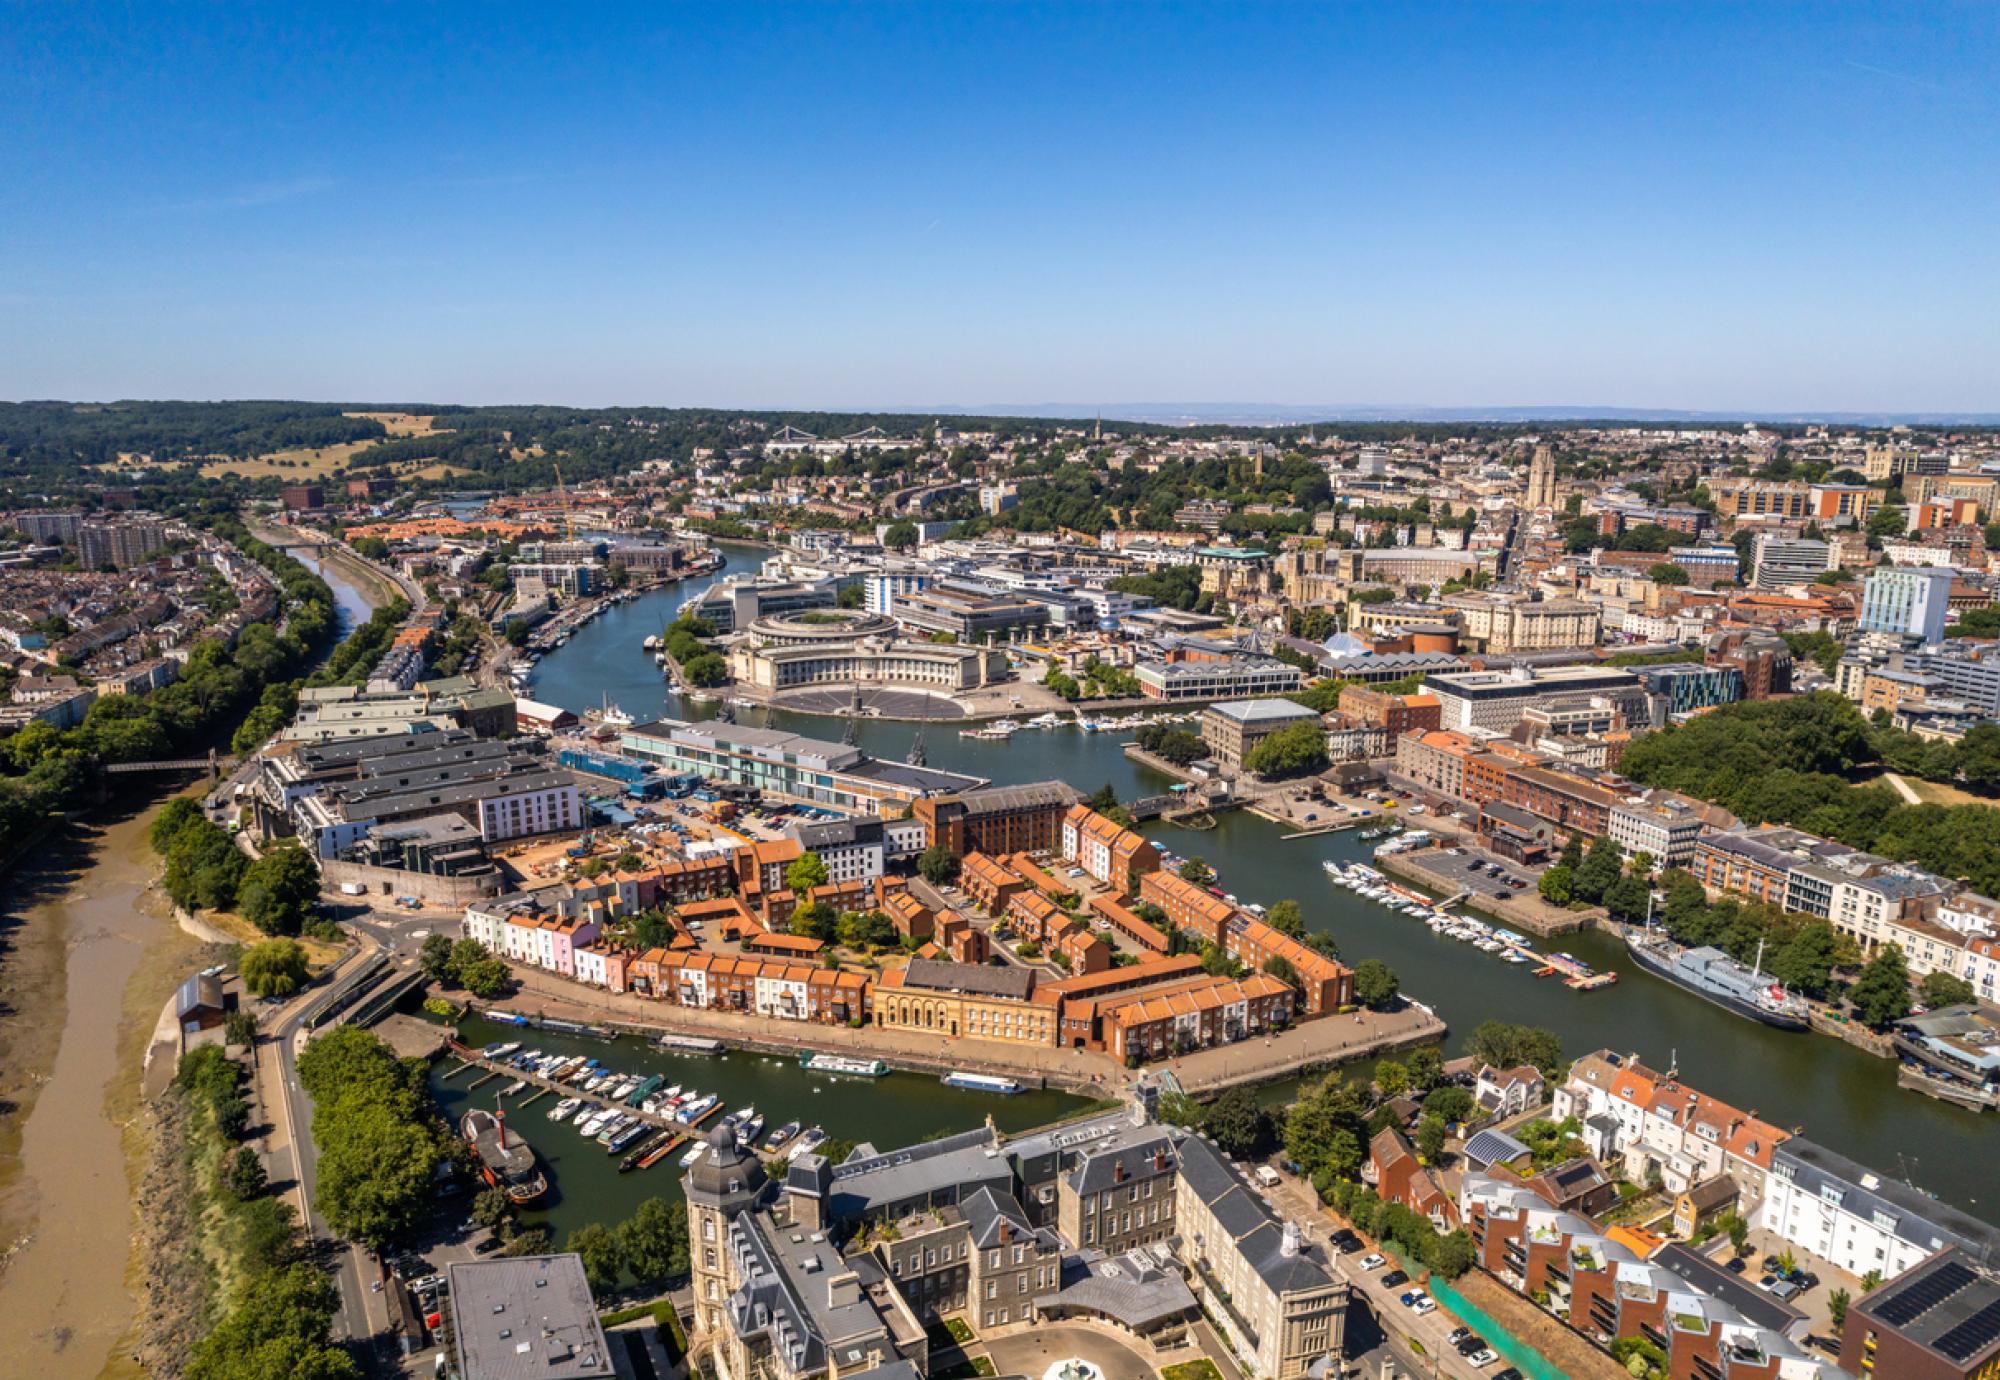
<box><xmin>523</xmin><ymin>541</ymin><xmax>1999</xmax><ymax>1224</ymax></box>
<box><xmin>431</xmin><ymin>1013</ymin><xmax>1096</xmax><ymax>1242</ymax></box>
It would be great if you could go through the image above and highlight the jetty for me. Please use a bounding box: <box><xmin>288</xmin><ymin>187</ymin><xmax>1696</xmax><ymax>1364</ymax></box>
<box><xmin>444</xmin><ymin>1041</ymin><xmax>728</xmax><ymax>1137</ymax></box>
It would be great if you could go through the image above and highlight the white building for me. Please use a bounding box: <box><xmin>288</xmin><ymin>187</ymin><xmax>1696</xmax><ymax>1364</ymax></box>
<box><xmin>1858</xmin><ymin>565</ymin><xmax>1955</xmax><ymax>643</ymax></box>
<box><xmin>1759</xmin><ymin>1137</ymin><xmax>2000</xmax><ymax>1281</ymax></box>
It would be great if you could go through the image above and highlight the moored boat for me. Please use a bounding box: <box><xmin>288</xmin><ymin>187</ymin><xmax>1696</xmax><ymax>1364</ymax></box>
<box><xmin>461</xmin><ymin>1108</ymin><xmax>547</xmax><ymax>1204</ymax></box>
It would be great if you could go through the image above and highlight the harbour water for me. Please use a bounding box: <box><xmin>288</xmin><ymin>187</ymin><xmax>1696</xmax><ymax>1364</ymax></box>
<box><xmin>523</xmin><ymin>540</ymin><xmax>2000</xmax><ymax>1223</ymax></box>
<box><xmin>431</xmin><ymin>1014</ymin><xmax>1094</xmax><ymax>1242</ymax></box>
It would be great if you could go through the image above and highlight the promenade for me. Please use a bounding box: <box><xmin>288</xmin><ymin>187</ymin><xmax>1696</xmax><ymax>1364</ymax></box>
<box><xmin>484</xmin><ymin>965</ymin><xmax>1442</xmax><ymax>1099</ymax></box>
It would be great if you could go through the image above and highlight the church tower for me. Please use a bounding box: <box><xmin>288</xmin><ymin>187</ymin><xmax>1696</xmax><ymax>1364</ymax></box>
<box><xmin>1526</xmin><ymin>444</ymin><xmax>1557</xmax><ymax>509</ymax></box>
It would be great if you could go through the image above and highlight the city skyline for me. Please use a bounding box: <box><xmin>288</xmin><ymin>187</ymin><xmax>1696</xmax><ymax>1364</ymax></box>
<box><xmin>4</xmin><ymin>4</ymin><xmax>1997</xmax><ymax>412</ymax></box>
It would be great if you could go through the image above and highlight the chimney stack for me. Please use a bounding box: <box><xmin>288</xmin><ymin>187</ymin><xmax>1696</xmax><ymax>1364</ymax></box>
<box><xmin>1113</xmin><ymin>1159</ymin><xmax>1127</xmax><ymax>1184</ymax></box>
<box><xmin>1281</xmin><ymin>1222</ymin><xmax>1302</xmax><ymax>1258</ymax></box>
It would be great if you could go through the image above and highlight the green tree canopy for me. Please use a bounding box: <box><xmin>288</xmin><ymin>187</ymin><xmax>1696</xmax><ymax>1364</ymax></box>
<box><xmin>241</xmin><ymin>937</ymin><xmax>311</xmax><ymax>998</ymax></box>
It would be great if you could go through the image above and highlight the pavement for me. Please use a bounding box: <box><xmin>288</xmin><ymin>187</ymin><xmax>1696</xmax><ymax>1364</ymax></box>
<box><xmin>979</xmin><ymin>1321</ymin><xmax>1171</xmax><ymax>1380</ymax></box>
<box><xmin>1257</xmin><ymin>1167</ymin><xmax>1510</xmax><ymax>1380</ymax></box>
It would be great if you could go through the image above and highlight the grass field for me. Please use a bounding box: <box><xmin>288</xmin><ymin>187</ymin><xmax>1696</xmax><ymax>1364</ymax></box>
<box><xmin>1853</xmin><ymin>767</ymin><xmax>1999</xmax><ymax>809</ymax></box>
<box><xmin>343</xmin><ymin>410</ymin><xmax>442</xmax><ymax>437</ymax></box>
<box><xmin>197</xmin><ymin>439</ymin><xmax>377</xmax><ymax>481</ymax></box>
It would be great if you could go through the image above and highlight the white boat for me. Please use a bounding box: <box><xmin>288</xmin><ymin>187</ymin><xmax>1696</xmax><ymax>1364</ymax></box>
<box><xmin>943</xmin><ymin>1071</ymin><xmax>1022</xmax><ymax>1095</ymax></box>
<box><xmin>577</xmin><ymin>1108</ymin><xmax>617</xmax><ymax>1137</ymax></box>
<box><xmin>547</xmin><ymin>1097</ymin><xmax>582</xmax><ymax>1123</ymax></box>
<box><xmin>786</xmin><ymin>1127</ymin><xmax>829</xmax><ymax>1161</ymax></box>
<box><xmin>1074</xmin><ymin>711</ymin><xmax>1099</xmax><ymax>733</ymax></box>
<box><xmin>679</xmin><ymin>1142</ymin><xmax>709</xmax><ymax>1168</ymax></box>
<box><xmin>1028</xmin><ymin>712</ymin><xmax>1061</xmax><ymax>729</ymax></box>
<box><xmin>482</xmin><ymin>1041</ymin><xmax>522</xmax><ymax>1059</ymax></box>
<box><xmin>500</xmin><ymin>1079</ymin><xmax>526</xmax><ymax>1097</ymax></box>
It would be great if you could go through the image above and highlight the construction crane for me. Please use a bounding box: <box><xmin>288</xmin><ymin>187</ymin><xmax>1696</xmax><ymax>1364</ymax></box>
<box><xmin>553</xmin><ymin>461</ymin><xmax>575</xmax><ymax>541</ymax></box>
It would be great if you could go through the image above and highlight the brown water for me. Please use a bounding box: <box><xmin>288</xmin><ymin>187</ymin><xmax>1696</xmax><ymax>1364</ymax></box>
<box><xmin>0</xmin><ymin>800</ymin><xmax>178</xmax><ymax>1378</ymax></box>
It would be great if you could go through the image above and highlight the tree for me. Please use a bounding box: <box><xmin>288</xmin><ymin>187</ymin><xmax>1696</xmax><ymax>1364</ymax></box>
<box><xmin>1432</xmin><ymin>1228</ymin><xmax>1476</xmax><ymax>1280</ymax></box>
<box><xmin>1602</xmin><ymin>874</ymin><xmax>1653</xmax><ymax>923</ymax></box>
<box><xmin>460</xmin><ymin>957</ymin><xmax>510</xmax><ymax>999</ymax></box>
<box><xmin>618</xmin><ymin>1197</ymin><xmax>689</xmax><ymax>1289</ymax></box>
<box><xmin>1178</xmin><ymin>858</ymin><xmax>1215</xmax><ymax>887</ymax></box>
<box><xmin>1467</xmin><ymin>1020</ymin><xmax>1564</xmax><ymax>1076</ymax></box>
<box><xmin>1848</xmin><ymin>945</ymin><xmax>1914</xmax><ymax>1028</ymax></box>
<box><xmin>1571</xmin><ymin>835</ymin><xmax>1623</xmax><ymax>905</ymax></box>
<box><xmin>1284</xmin><ymin>1073</ymin><xmax>1371</xmax><ymax>1180</ymax></box>
<box><xmin>241</xmin><ymin>937</ymin><xmax>311</xmax><ymax>998</ymax></box>
<box><xmin>916</xmin><ymin>845</ymin><xmax>960</xmax><ymax>885</ymax></box>
<box><xmin>1263</xmin><ymin>954</ymin><xmax>1299</xmax><ymax>988</ymax></box>
<box><xmin>790</xmin><ymin>900</ymin><xmax>838</xmax><ymax>941</ymax></box>
<box><xmin>1406</xmin><ymin>1045</ymin><xmax>1445</xmax><ymax>1092</ymax></box>
<box><xmin>1919</xmin><ymin>969</ymin><xmax>1977</xmax><ymax>1009</ymax></box>
<box><xmin>1375</xmin><ymin>1059</ymin><xmax>1409</xmax><ymax>1097</ymax></box>
<box><xmin>224</xmin><ymin>1144</ymin><xmax>269</xmax><ymax>1200</ymax></box>
<box><xmin>1200</xmin><ymin>1087</ymin><xmax>1280</xmax><ymax>1159</ymax></box>
<box><xmin>470</xmin><ymin>1187</ymin><xmax>514</xmax><ymax>1234</ymax></box>
<box><xmin>1266</xmin><ymin>899</ymin><xmax>1304</xmax><ymax>937</ymax></box>
<box><xmin>1767</xmin><ymin>922</ymin><xmax>1839</xmax><ymax>1000</ymax></box>
<box><xmin>186</xmin><ymin>1263</ymin><xmax>359</xmax><ymax>1380</ymax></box>
<box><xmin>1558</xmin><ymin>834</ymin><xmax>1585</xmax><ymax>871</ymax></box>
<box><xmin>1538</xmin><ymin>865</ymin><xmax>1574</xmax><ymax>906</ymax></box>
<box><xmin>1424</xmin><ymin>1084</ymin><xmax>1475</xmax><ymax>1125</ymax></box>
<box><xmin>568</xmin><ymin>1222</ymin><xmax>626</xmax><ymax>1295</ymax></box>
<box><xmin>238</xmin><ymin>846</ymin><xmax>321</xmax><ymax>937</ymax></box>
<box><xmin>314</xmin><ymin>1101</ymin><xmax>443</xmax><ymax>1252</ymax></box>
<box><xmin>1648</xmin><ymin>562</ymin><xmax>1690</xmax><ymax>586</ymax></box>
<box><xmin>224</xmin><ymin>1008</ymin><xmax>259</xmax><ymax>1047</ymax></box>
<box><xmin>786</xmin><ymin>850</ymin><xmax>830</xmax><ymax>897</ymax></box>
<box><xmin>881</xmin><ymin>519</ymin><xmax>919</xmax><ymax>550</ymax></box>
<box><xmin>1828</xmin><ymin>1287</ymin><xmax>1852</xmax><ymax>1329</ymax></box>
<box><xmin>419</xmin><ymin>932</ymin><xmax>455</xmax><ymax>983</ymax></box>
<box><xmin>1726</xmin><ymin>1213</ymin><xmax>1750</xmax><ymax>1256</ymax></box>
<box><xmin>1243</xmin><ymin>720</ymin><xmax>1330</xmax><ymax>779</ymax></box>
<box><xmin>1415</xmin><ymin>1113</ymin><xmax>1449</xmax><ymax>1161</ymax></box>
<box><xmin>1352</xmin><ymin>958</ymin><xmax>1400</xmax><ymax>1009</ymax></box>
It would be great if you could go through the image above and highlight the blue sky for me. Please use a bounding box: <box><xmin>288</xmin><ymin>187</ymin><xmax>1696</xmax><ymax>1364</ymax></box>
<box><xmin>3</xmin><ymin>4</ymin><xmax>1996</xmax><ymax>413</ymax></box>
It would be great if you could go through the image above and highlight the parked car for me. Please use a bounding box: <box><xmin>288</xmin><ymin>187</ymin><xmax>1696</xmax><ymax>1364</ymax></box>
<box><xmin>1725</xmin><ymin>1257</ymin><xmax>1747</xmax><ymax>1274</ymax></box>
<box><xmin>1456</xmin><ymin>1334</ymin><xmax>1489</xmax><ymax>1356</ymax></box>
<box><xmin>1770</xmin><ymin>1279</ymin><xmax>1802</xmax><ymax>1301</ymax></box>
<box><xmin>1761</xmin><ymin>1254</ymin><xmax>1783</xmax><ymax>1272</ymax></box>
<box><xmin>1756</xmin><ymin>1274</ymin><xmax>1779</xmax><ymax>1292</ymax></box>
<box><xmin>1380</xmin><ymin>1270</ymin><xmax>1409</xmax><ymax>1289</ymax></box>
<box><xmin>1410</xmin><ymin>1297</ymin><xmax>1436</xmax><ymax>1316</ymax></box>
<box><xmin>1357</xmin><ymin>1253</ymin><xmax>1385</xmax><ymax>1271</ymax></box>
<box><xmin>1468</xmin><ymin>1349</ymin><xmax>1499</xmax><ymax>1368</ymax></box>
<box><xmin>1448</xmin><ymin>1328</ymin><xmax>1473</xmax><ymax>1346</ymax></box>
<box><xmin>1398</xmin><ymin>1290</ymin><xmax>1424</xmax><ymax>1308</ymax></box>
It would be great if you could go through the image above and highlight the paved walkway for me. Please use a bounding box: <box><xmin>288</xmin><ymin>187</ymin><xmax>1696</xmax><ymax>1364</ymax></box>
<box><xmin>488</xmin><ymin>966</ymin><xmax>1441</xmax><ymax>1098</ymax></box>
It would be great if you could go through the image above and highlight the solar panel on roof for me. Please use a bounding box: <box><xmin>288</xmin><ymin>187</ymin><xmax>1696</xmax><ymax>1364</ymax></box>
<box><xmin>1875</xmin><ymin>1259</ymin><xmax>1975</xmax><ymax>1326</ymax></box>
<box><xmin>1936</xmin><ymin>1299</ymin><xmax>2000</xmax><ymax>1362</ymax></box>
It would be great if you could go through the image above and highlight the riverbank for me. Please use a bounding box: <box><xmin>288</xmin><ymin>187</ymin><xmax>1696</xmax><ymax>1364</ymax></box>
<box><xmin>0</xmin><ymin>789</ymin><xmax>207</xmax><ymax>1380</ymax></box>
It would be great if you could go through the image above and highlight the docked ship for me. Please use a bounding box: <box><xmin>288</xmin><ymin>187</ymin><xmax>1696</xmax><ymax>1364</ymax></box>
<box><xmin>800</xmin><ymin>1052</ymin><xmax>890</xmax><ymax>1077</ymax></box>
<box><xmin>461</xmin><ymin>1107</ymin><xmax>549</xmax><ymax>1204</ymax></box>
<box><xmin>942</xmin><ymin>1070</ymin><xmax>1022</xmax><ymax>1095</ymax></box>
<box><xmin>1624</xmin><ymin>930</ymin><xmax>1809</xmax><ymax>1030</ymax></box>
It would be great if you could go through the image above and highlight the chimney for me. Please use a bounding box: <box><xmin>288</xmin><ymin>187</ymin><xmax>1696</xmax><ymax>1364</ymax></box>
<box><xmin>999</xmin><ymin>1220</ymin><xmax>1012</xmax><ymax>1244</ymax></box>
<box><xmin>1113</xmin><ymin>1159</ymin><xmax>1127</xmax><ymax>1184</ymax></box>
<box><xmin>1281</xmin><ymin>1222</ymin><xmax>1302</xmax><ymax>1258</ymax></box>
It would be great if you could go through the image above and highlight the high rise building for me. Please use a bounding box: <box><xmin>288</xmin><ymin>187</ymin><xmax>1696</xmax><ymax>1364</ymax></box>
<box><xmin>1525</xmin><ymin>444</ymin><xmax>1557</xmax><ymax>508</ymax></box>
<box><xmin>76</xmin><ymin>516</ymin><xmax>169</xmax><ymax>570</ymax></box>
<box><xmin>1859</xmin><ymin>565</ymin><xmax>1956</xmax><ymax>643</ymax></box>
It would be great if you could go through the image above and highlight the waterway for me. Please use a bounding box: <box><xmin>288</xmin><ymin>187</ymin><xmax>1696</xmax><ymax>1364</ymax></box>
<box><xmin>524</xmin><ymin>541</ymin><xmax>2000</xmax><ymax>1223</ymax></box>
<box><xmin>431</xmin><ymin>1013</ymin><xmax>1093</xmax><ymax>1243</ymax></box>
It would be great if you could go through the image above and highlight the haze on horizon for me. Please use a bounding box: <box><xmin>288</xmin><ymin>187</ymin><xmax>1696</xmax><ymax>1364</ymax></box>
<box><xmin>3</xmin><ymin>4</ymin><xmax>1996</xmax><ymax>415</ymax></box>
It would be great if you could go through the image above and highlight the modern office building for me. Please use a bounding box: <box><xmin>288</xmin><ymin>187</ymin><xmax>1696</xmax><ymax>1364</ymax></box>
<box><xmin>1859</xmin><ymin>566</ymin><xmax>1957</xmax><ymax>643</ymax></box>
<box><xmin>622</xmin><ymin>720</ymin><xmax>982</xmax><ymax>816</ymax></box>
<box><xmin>1753</xmin><ymin>535</ymin><xmax>1834</xmax><ymax>589</ymax></box>
<box><xmin>1198</xmin><ymin>698</ymin><xmax>1323</xmax><ymax>771</ymax></box>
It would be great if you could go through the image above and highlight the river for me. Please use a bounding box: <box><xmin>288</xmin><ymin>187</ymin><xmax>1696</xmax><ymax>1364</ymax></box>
<box><xmin>520</xmin><ymin>541</ymin><xmax>2000</xmax><ymax>1223</ymax></box>
<box><xmin>0</xmin><ymin>547</ymin><xmax>386</xmax><ymax>1378</ymax></box>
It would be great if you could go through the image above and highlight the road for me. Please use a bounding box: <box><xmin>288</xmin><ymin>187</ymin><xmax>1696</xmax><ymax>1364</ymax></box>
<box><xmin>261</xmin><ymin>940</ymin><xmax>398</xmax><ymax>1364</ymax></box>
<box><xmin>1259</xmin><ymin>1166</ymin><xmax>1502</xmax><ymax>1380</ymax></box>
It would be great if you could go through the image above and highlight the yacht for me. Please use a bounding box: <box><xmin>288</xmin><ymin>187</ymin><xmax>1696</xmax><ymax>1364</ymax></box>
<box><xmin>547</xmin><ymin>1097</ymin><xmax>582</xmax><ymax>1123</ymax></box>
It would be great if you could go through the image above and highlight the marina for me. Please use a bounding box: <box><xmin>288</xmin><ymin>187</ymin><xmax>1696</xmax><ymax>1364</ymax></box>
<box><xmin>514</xmin><ymin>556</ymin><xmax>2000</xmax><ymax>1223</ymax></box>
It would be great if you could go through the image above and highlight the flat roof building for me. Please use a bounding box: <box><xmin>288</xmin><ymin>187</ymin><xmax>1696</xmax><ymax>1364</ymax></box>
<box><xmin>445</xmin><ymin>1253</ymin><xmax>621</xmax><ymax>1380</ymax></box>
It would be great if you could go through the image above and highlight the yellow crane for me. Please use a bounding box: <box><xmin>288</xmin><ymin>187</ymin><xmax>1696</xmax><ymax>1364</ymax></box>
<box><xmin>553</xmin><ymin>461</ymin><xmax>574</xmax><ymax>541</ymax></box>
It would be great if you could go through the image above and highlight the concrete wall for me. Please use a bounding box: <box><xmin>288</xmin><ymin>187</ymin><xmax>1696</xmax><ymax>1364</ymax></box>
<box><xmin>320</xmin><ymin>857</ymin><xmax>501</xmax><ymax>907</ymax></box>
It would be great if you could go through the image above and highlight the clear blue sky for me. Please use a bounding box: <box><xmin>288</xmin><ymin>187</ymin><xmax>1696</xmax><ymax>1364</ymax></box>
<box><xmin>3</xmin><ymin>4</ymin><xmax>1995</xmax><ymax>414</ymax></box>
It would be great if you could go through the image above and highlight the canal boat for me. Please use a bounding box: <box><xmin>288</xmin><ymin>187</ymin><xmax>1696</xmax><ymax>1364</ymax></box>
<box><xmin>460</xmin><ymin>1108</ymin><xmax>548</xmax><ymax>1205</ymax></box>
<box><xmin>800</xmin><ymin>1052</ymin><xmax>890</xmax><ymax>1077</ymax></box>
<box><xmin>942</xmin><ymin>1071</ymin><xmax>1022</xmax><ymax>1095</ymax></box>
<box><xmin>621</xmin><ymin>1131</ymin><xmax>675</xmax><ymax>1172</ymax></box>
<box><xmin>1625</xmin><ymin>930</ymin><xmax>1808</xmax><ymax>1029</ymax></box>
<box><xmin>605</xmin><ymin>1120</ymin><xmax>652</xmax><ymax>1154</ymax></box>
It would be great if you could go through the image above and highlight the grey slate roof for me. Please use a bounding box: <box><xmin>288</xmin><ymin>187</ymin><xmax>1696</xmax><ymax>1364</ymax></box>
<box><xmin>1775</xmin><ymin>1137</ymin><xmax>2000</xmax><ymax>1260</ymax></box>
<box><xmin>1176</xmin><ymin>1136</ymin><xmax>1336</xmax><ymax>1296</ymax></box>
<box><xmin>899</xmin><ymin>957</ymin><xmax>1035</xmax><ymax>999</ymax></box>
<box><xmin>1653</xmin><ymin>1243</ymin><xmax>1807</xmax><ymax>1338</ymax></box>
<box><xmin>1066</xmin><ymin>1134</ymin><xmax>1177</xmax><ymax>1196</ymax></box>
